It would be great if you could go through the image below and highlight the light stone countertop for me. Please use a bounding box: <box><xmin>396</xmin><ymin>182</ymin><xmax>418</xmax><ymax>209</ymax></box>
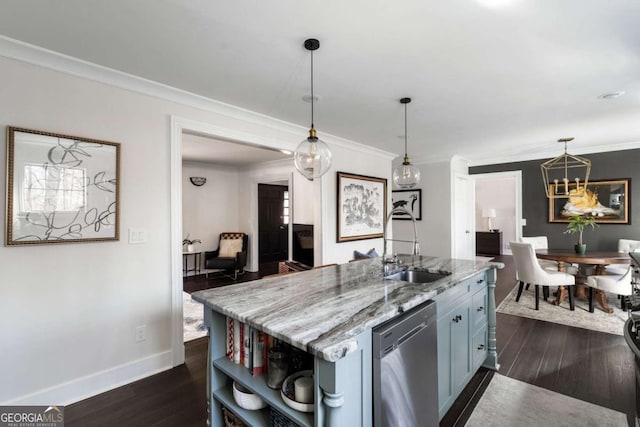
<box><xmin>192</xmin><ymin>255</ymin><xmax>503</xmax><ymax>362</ymax></box>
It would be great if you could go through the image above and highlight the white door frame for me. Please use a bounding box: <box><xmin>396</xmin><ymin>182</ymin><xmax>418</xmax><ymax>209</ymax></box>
<box><xmin>471</xmin><ymin>170</ymin><xmax>523</xmax><ymax>255</ymax></box>
<box><xmin>169</xmin><ymin>116</ymin><xmax>296</xmax><ymax>366</ymax></box>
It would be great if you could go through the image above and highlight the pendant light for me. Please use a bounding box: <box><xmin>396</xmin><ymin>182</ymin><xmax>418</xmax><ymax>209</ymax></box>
<box><xmin>294</xmin><ymin>38</ymin><xmax>332</xmax><ymax>181</ymax></box>
<box><xmin>540</xmin><ymin>137</ymin><xmax>591</xmax><ymax>199</ymax></box>
<box><xmin>392</xmin><ymin>97</ymin><xmax>421</xmax><ymax>189</ymax></box>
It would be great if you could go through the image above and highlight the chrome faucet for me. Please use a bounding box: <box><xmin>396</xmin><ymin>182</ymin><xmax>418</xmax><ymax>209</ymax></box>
<box><xmin>382</xmin><ymin>206</ymin><xmax>420</xmax><ymax>274</ymax></box>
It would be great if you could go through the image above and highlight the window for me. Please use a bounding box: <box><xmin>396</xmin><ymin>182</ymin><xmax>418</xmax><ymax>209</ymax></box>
<box><xmin>283</xmin><ymin>190</ymin><xmax>290</xmax><ymax>225</ymax></box>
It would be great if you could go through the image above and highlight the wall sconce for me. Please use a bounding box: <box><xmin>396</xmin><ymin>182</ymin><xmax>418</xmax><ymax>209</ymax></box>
<box><xmin>189</xmin><ymin>177</ymin><xmax>206</xmax><ymax>187</ymax></box>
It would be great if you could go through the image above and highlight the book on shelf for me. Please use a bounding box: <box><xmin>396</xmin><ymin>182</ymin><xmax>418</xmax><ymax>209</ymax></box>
<box><xmin>226</xmin><ymin>317</ymin><xmax>280</xmax><ymax>376</ymax></box>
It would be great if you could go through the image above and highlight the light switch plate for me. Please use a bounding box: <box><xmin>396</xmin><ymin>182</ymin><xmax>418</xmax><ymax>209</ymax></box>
<box><xmin>129</xmin><ymin>228</ymin><xmax>147</xmax><ymax>244</ymax></box>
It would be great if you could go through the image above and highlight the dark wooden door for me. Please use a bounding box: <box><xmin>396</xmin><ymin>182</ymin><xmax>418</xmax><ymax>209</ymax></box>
<box><xmin>258</xmin><ymin>184</ymin><xmax>288</xmax><ymax>264</ymax></box>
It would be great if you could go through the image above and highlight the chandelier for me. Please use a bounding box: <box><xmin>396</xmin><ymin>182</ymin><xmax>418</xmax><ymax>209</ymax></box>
<box><xmin>540</xmin><ymin>137</ymin><xmax>591</xmax><ymax>199</ymax></box>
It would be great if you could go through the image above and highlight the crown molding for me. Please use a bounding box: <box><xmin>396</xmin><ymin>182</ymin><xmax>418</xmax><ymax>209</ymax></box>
<box><xmin>0</xmin><ymin>35</ymin><xmax>396</xmax><ymax>160</ymax></box>
<box><xmin>467</xmin><ymin>139</ymin><xmax>640</xmax><ymax>167</ymax></box>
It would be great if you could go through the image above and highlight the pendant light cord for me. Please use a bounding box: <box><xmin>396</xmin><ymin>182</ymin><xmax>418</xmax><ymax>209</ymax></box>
<box><xmin>404</xmin><ymin>102</ymin><xmax>408</xmax><ymax>157</ymax></box>
<box><xmin>310</xmin><ymin>49</ymin><xmax>315</xmax><ymax>129</ymax></box>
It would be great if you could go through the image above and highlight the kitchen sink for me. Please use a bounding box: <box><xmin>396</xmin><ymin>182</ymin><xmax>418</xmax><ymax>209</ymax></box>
<box><xmin>384</xmin><ymin>269</ymin><xmax>450</xmax><ymax>283</ymax></box>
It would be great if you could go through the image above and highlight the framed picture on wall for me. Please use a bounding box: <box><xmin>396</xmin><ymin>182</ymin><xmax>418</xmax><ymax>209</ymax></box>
<box><xmin>337</xmin><ymin>171</ymin><xmax>387</xmax><ymax>242</ymax></box>
<box><xmin>391</xmin><ymin>189</ymin><xmax>422</xmax><ymax>220</ymax></box>
<box><xmin>548</xmin><ymin>178</ymin><xmax>630</xmax><ymax>224</ymax></box>
<box><xmin>5</xmin><ymin>126</ymin><xmax>121</xmax><ymax>245</ymax></box>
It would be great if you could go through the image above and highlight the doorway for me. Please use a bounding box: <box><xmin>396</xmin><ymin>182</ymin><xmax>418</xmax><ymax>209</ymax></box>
<box><xmin>472</xmin><ymin>171</ymin><xmax>522</xmax><ymax>255</ymax></box>
<box><xmin>258</xmin><ymin>183</ymin><xmax>289</xmax><ymax>275</ymax></box>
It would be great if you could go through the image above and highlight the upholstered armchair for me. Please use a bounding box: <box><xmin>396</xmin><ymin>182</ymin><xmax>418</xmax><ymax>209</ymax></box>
<box><xmin>204</xmin><ymin>232</ymin><xmax>248</xmax><ymax>280</ymax></box>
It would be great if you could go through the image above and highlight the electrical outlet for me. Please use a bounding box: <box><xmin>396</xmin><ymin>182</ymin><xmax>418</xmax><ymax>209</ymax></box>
<box><xmin>135</xmin><ymin>325</ymin><xmax>146</xmax><ymax>342</ymax></box>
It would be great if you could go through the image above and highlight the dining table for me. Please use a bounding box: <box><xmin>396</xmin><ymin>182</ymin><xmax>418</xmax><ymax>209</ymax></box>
<box><xmin>535</xmin><ymin>249</ymin><xmax>631</xmax><ymax>313</ymax></box>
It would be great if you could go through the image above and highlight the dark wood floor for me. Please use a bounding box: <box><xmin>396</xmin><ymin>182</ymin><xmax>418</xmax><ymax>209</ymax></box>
<box><xmin>67</xmin><ymin>256</ymin><xmax>637</xmax><ymax>426</ymax></box>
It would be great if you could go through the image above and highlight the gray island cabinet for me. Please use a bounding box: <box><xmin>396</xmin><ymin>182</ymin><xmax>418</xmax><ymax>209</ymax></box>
<box><xmin>192</xmin><ymin>255</ymin><xmax>501</xmax><ymax>427</ymax></box>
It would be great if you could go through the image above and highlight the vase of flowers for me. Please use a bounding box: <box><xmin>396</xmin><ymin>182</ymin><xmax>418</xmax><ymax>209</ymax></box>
<box><xmin>182</xmin><ymin>235</ymin><xmax>201</xmax><ymax>253</ymax></box>
<box><xmin>564</xmin><ymin>215</ymin><xmax>598</xmax><ymax>254</ymax></box>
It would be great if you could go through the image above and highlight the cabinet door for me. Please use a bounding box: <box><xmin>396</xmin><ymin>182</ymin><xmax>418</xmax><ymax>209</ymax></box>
<box><xmin>437</xmin><ymin>299</ymin><xmax>471</xmax><ymax>419</ymax></box>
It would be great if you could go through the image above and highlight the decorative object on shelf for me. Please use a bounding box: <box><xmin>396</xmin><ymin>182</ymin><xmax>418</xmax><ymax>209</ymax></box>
<box><xmin>294</xmin><ymin>38</ymin><xmax>332</xmax><ymax>181</ymax></box>
<box><xmin>564</xmin><ymin>215</ymin><xmax>598</xmax><ymax>254</ymax></box>
<box><xmin>392</xmin><ymin>97</ymin><xmax>421</xmax><ymax>189</ymax></box>
<box><xmin>548</xmin><ymin>179</ymin><xmax>630</xmax><ymax>224</ymax></box>
<box><xmin>232</xmin><ymin>381</ymin><xmax>267</xmax><ymax>410</ymax></box>
<box><xmin>482</xmin><ymin>208</ymin><xmax>497</xmax><ymax>231</ymax></box>
<box><xmin>281</xmin><ymin>370</ymin><xmax>314</xmax><ymax>413</ymax></box>
<box><xmin>540</xmin><ymin>137</ymin><xmax>591</xmax><ymax>199</ymax></box>
<box><xmin>182</xmin><ymin>234</ymin><xmax>201</xmax><ymax>253</ymax></box>
<box><xmin>189</xmin><ymin>176</ymin><xmax>206</xmax><ymax>186</ymax></box>
<box><xmin>337</xmin><ymin>171</ymin><xmax>387</xmax><ymax>242</ymax></box>
<box><xmin>391</xmin><ymin>189</ymin><xmax>422</xmax><ymax>220</ymax></box>
<box><xmin>5</xmin><ymin>126</ymin><xmax>120</xmax><ymax>246</ymax></box>
<box><xmin>266</xmin><ymin>348</ymin><xmax>289</xmax><ymax>389</ymax></box>
<box><xmin>221</xmin><ymin>406</ymin><xmax>244</xmax><ymax>427</ymax></box>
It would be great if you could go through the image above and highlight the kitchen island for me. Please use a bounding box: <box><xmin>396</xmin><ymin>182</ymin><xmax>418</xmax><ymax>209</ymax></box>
<box><xmin>192</xmin><ymin>255</ymin><xmax>502</xmax><ymax>426</ymax></box>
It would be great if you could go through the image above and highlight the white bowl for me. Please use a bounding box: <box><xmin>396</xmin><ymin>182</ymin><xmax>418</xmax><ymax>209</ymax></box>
<box><xmin>280</xmin><ymin>370</ymin><xmax>314</xmax><ymax>413</ymax></box>
<box><xmin>232</xmin><ymin>381</ymin><xmax>267</xmax><ymax>410</ymax></box>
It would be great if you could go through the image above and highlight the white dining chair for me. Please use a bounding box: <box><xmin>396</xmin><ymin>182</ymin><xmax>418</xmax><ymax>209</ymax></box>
<box><xmin>511</xmin><ymin>242</ymin><xmax>576</xmax><ymax>310</ymax></box>
<box><xmin>586</xmin><ymin>265</ymin><xmax>633</xmax><ymax>313</ymax></box>
<box><xmin>520</xmin><ymin>236</ymin><xmax>578</xmax><ymax>275</ymax></box>
<box><xmin>605</xmin><ymin>239</ymin><xmax>640</xmax><ymax>280</ymax></box>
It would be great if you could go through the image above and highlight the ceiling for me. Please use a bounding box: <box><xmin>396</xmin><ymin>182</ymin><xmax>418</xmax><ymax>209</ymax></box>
<box><xmin>1</xmin><ymin>0</ymin><xmax>639</xmax><ymax>166</ymax></box>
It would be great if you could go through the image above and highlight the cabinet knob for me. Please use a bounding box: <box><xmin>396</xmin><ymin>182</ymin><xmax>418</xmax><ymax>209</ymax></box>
<box><xmin>477</xmin><ymin>279</ymin><xmax>484</xmax><ymax>284</ymax></box>
<box><xmin>477</xmin><ymin>306</ymin><xmax>484</xmax><ymax>312</ymax></box>
<box><xmin>477</xmin><ymin>344</ymin><xmax>485</xmax><ymax>350</ymax></box>
<box><xmin>452</xmin><ymin>314</ymin><xmax>462</xmax><ymax>323</ymax></box>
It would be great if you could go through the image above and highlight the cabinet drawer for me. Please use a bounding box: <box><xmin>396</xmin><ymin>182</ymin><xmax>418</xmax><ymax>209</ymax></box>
<box><xmin>469</xmin><ymin>272</ymin><xmax>486</xmax><ymax>294</ymax></box>
<box><xmin>472</xmin><ymin>325</ymin><xmax>488</xmax><ymax>369</ymax></box>
<box><xmin>471</xmin><ymin>286</ymin><xmax>488</xmax><ymax>330</ymax></box>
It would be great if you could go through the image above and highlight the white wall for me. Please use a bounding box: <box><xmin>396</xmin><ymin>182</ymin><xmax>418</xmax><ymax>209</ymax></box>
<box><xmin>393</xmin><ymin>160</ymin><xmax>452</xmax><ymax>258</ymax></box>
<box><xmin>0</xmin><ymin>46</ymin><xmax>394</xmax><ymax>404</ymax></box>
<box><xmin>474</xmin><ymin>174</ymin><xmax>518</xmax><ymax>254</ymax></box>
<box><xmin>182</xmin><ymin>161</ymin><xmax>240</xmax><ymax>253</ymax></box>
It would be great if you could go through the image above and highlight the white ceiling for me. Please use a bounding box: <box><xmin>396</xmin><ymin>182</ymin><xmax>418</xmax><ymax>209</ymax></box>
<box><xmin>182</xmin><ymin>133</ymin><xmax>291</xmax><ymax>166</ymax></box>
<box><xmin>1</xmin><ymin>0</ymin><xmax>639</xmax><ymax>166</ymax></box>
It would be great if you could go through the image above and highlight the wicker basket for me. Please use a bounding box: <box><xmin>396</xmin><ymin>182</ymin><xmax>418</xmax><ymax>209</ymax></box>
<box><xmin>270</xmin><ymin>407</ymin><xmax>300</xmax><ymax>427</ymax></box>
<box><xmin>222</xmin><ymin>406</ymin><xmax>246</xmax><ymax>427</ymax></box>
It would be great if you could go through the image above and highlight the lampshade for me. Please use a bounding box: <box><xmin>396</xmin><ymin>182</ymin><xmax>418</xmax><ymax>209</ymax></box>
<box><xmin>392</xmin><ymin>98</ymin><xmax>420</xmax><ymax>189</ymax></box>
<box><xmin>482</xmin><ymin>208</ymin><xmax>496</xmax><ymax>218</ymax></box>
<box><xmin>540</xmin><ymin>137</ymin><xmax>591</xmax><ymax>199</ymax></box>
<box><xmin>294</xmin><ymin>38</ymin><xmax>332</xmax><ymax>181</ymax></box>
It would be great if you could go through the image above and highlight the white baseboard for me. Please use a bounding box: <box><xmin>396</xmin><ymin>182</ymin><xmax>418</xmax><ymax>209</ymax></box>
<box><xmin>2</xmin><ymin>350</ymin><xmax>173</xmax><ymax>406</ymax></box>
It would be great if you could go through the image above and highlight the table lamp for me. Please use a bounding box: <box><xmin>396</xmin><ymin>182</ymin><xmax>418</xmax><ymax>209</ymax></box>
<box><xmin>482</xmin><ymin>208</ymin><xmax>496</xmax><ymax>232</ymax></box>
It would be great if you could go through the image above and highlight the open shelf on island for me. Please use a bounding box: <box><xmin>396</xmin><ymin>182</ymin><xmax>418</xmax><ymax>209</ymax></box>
<box><xmin>213</xmin><ymin>356</ymin><xmax>314</xmax><ymax>427</ymax></box>
<box><xmin>212</xmin><ymin>386</ymin><xmax>270</xmax><ymax>427</ymax></box>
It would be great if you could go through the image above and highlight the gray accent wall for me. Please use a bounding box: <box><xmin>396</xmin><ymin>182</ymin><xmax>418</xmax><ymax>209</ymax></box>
<box><xmin>470</xmin><ymin>149</ymin><xmax>640</xmax><ymax>251</ymax></box>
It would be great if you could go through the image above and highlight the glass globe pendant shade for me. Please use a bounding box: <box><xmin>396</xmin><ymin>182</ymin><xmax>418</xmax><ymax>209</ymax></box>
<box><xmin>393</xmin><ymin>156</ymin><xmax>421</xmax><ymax>189</ymax></box>
<box><xmin>294</xmin><ymin>127</ymin><xmax>332</xmax><ymax>181</ymax></box>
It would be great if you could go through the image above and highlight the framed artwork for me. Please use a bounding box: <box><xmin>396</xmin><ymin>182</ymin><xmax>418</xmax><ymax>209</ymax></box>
<box><xmin>392</xmin><ymin>189</ymin><xmax>422</xmax><ymax>220</ymax></box>
<box><xmin>337</xmin><ymin>171</ymin><xmax>387</xmax><ymax>242</ymax></box>
<box><xmin>548</xmin><ymin>178</ymin><xmax>630</xmax><ymax>224</ymax></box>
<box><xmin>5</xmin><ymin>126</ymin><xmax>121</xmax><ymax>245</ymax></box>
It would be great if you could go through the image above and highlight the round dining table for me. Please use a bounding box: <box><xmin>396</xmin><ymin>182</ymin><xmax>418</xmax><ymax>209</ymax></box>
<box><xmin>535</xmin><ymin>249</ymin><xmax>631</xmax><ymax>313</ymax></box>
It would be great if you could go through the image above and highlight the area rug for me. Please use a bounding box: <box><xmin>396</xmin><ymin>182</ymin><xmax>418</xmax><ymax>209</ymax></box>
<box><xmin>465</xmin><ymin>374</ymin><xmax>627</xmax><ymax>427</ymax></box>
<box><xmin>183</xmin><ymin>291</ymin><xmax>207</xmax><ymax>342</ymax></box>
<box><xmin>497</xmin><ymin>283</ymin><xmax>627</xmax><ymax>336</ymax></box>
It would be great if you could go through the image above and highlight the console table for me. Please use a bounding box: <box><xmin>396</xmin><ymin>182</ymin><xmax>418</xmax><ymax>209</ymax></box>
<box><xmin>183</xmin><ymin>251</ymin><xmax>202</xmax><ymax>276</ymax></box>
<box><xmin>476</xmin><ymin>231</ymin><xmax>502</xmax><ymax>256</ymax></box>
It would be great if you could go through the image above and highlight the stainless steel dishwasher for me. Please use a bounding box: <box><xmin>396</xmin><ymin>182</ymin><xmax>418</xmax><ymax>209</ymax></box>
<box><xmin>373</xmin><ymin>300</ymin><xmax>438</xmax><ymax>427</ymax></box>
